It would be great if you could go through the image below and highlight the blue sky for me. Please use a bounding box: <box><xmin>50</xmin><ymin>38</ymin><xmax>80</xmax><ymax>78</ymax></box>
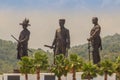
<box><xmin>0</xmin><ymin>0</ymin><xmax>120</xmax><ymax>12</ymax></box>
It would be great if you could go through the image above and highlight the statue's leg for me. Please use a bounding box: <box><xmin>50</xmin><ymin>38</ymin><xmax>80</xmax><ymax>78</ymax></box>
<box><xmin>17</xmin><ymin>48</ymin><xmax>23</xmax><ymax>60</ymax></box>
<box><xmin>92</xmin><ymin>46</ymin><xmax>100</xmax><ymax>64</ymax></box>
<box><xmin>61</xmin><ymin>47</ymin><xmax>66</xmax><ymax>57</ymax></box>
<box><xmin>17</xmin><ymin>44</ymin><xmax>22</xmax><ymax>59</ymax></box>
<box><xmin>22</xmin><ymin>44</ymin><xmax>28</xmax><ymax>56</ymax></box>
<box><xmin>17</xmin><ymin>51</ymin><xmax>20</xmax><ymax>59</ymax></box>
<box><xmin>56</xmin><ymin>47</ymin><xmax>60</xmax><ymax>55</ymax></box>
<box><xmin>57</xmin><ymin>46</ymin><xmax>63</xmax><ymax>55</ymax></box>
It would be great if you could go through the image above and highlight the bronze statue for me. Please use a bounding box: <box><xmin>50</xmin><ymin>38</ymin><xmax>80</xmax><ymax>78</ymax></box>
<box><xmin>87</xmin><ymin>17</ymin><xmax>102</xmax><ymax>64</ymax></box>
<box><xmin>17</xmin><ymin>18</ymin><xmax>30</xmax><ymax>59</ymax></box>
<box><xmin>52</xmin><ymin>19</ymin><xmax>70</xmax><ymax>57</ymax></box>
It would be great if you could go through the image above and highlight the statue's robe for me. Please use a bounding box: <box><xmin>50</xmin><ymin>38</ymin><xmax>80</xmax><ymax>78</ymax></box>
<box><xmin>17</xmin><ymin>29</ymin><xmax>30</xmax><ymax>59</ymax></box>
<box><xmin>90</xmin><ymin>24</ymin><xmax>102</xmax><ymax>64</ymax></box>
<box><xmin>52</xmin><ymin>27</ymin><xmax>70</xmax><ymax>56</ymax></box>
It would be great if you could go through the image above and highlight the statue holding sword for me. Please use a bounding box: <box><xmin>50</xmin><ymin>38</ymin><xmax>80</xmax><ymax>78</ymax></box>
<box><xmin>45</xmin><ymin>19</ymin><xmax>70</xmax><ymax>64</ymax></box>
<box><xmin>87</xmin><ymin>17</ymin><xmax>102</xmax><ymax>64</ymax></box>
<box><xmin>13</xmin><ymin>18</ymin><xmax>31</xmax><ymax>60</ymax></box>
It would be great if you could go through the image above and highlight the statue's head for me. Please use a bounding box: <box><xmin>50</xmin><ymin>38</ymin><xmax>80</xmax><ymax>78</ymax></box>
<box><xmin>20</xmin><ymin>18</ymin><xmax>31</xmax><ymax>29</ymax></box>
<box><xmin>92</xmin><ymin>17</ymin><xmax>98</xmax><ymax>24</ymax></box>
<box><xmin>59</xmin><ymin>19</ymin><xmax>65</xmax><ymax>28</ymax></box>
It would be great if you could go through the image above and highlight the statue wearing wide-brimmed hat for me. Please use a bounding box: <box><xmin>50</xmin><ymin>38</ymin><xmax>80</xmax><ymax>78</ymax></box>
<box><xmin>17</xmin><ymin>18</ymin><xmax>30</xmax><ymax>59</ymax></box>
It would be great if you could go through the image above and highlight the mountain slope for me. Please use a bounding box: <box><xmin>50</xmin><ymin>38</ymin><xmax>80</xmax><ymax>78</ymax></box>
<box><xmin>0</xmin><ymin>39</ymin><xmax>53</xmax><ymax>73</ymax></box>
<box><xmin>69</xmin><ymin>33</ymin><xmax>120</xmax><ymax>61</ymax></box>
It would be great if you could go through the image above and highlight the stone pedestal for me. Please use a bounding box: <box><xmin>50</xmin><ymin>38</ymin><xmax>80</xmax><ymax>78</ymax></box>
<box><xmin>3</xmin><ymin>74</ymin><xmax>20</xmax><ymax>80</ymax></box>
<box><xmin>44</xmin><ymin>75</ymin><xmax>55</xmax><ymax>80</ymax></box>
<box><xmin>2</xmin><ymin>72</ymin><xmax>116</xmax><ymax>80</ymax></box>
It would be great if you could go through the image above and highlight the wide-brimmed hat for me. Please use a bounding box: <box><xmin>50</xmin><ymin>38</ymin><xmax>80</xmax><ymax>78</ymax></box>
<box><xmin>19</xmin><ymin>18</ymin><xmax>31</xmax><ymax>26</ymax></box>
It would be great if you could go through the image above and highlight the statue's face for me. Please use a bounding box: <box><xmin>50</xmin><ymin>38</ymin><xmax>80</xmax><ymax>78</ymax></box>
<box><xmin>22</xmin><ymin>24</ymin><xmax>28</xmax><ymax>29</ymax></box>
<box><xmin>59</xmin><ymin>20</ymin><xmax>65</xmax><ymax>28</ymax></box>
<box><xmin>92</xmin><ymin>17</ymin><xmax>98</xmax><ymax>24</ymax></box>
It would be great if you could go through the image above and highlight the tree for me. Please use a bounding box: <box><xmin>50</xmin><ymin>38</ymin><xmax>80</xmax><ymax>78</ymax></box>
<box><xmin>98</xmin><ymin>59</ymin><xmax>114</xmax><ymax>80</ymax></box>
<box><xmin>69</xmin><ymin>54</ymin><xmax>83</xmax><ymax>80</ymax></box>
<box><xmin>114</xmin><ymin>56</ymin><xmax>120</xmax><ymax>79</ymax></box>
<box><xmin>62</xmin><ymin>58</ymin><xmax>70</xmax><ymax>77</ymax></box>
<box><xmin>19</xmin><ymin>56</ymin><xmax>33</xmax><ymax>80</ymax></box>
<box><xmin>81</xmin><ymin>62</ymin><xmax>98</xmax><ymax>80</ymax></box>
<box><xmin>51</xmin><ymin>54</ymin><xmax>70</xmax><ymax>80</ymax></box>
<box><xmin>32</xmin><ymin>51</ymin><xmax>49</xmax><ymax>80</ymax></box>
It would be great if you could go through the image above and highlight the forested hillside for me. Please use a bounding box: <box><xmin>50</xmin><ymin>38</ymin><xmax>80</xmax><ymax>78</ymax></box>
<box><xmin>0</xmin><ymin>33</ymin><xmax>120</xmax><ymax>73</ymax></box>
<box><xmin>0</xmin><ymin>39</ymin><xmax>53</xmax><ymax>73</ymax></box>
<box><xmin>0</xmin><ymin>39</ymin><xmax>17</xmax><ymax>73</ymax></box>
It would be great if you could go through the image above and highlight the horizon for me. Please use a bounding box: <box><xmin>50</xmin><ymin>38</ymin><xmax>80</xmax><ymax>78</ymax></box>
<box><xmin>0</xmin><ymin>33</ymin><xmax>119</xmax><ymax>50</ymax></box>
<box><xmin>0</xmin><ymin>0</ymin><xmax>120</xmax><ymax>51</ymax></box>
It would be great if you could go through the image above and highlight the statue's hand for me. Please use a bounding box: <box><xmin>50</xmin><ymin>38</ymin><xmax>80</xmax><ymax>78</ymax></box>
<box><xmin>67</xmin><ymin>45</ymin><xmax>70</xmax><ymax>49</ymax></box>
<box><xmin>51</xmin><ymin>45</ymin><xmax>54</xmax><ymax>49</ymax></box>
<box><xmin>87</xmin><ymin>38</ymin><xmax>90</xmax><ymax>41</ymax></box>
<box><xmin>87</xmin><ymin>36</ymin><xmax>92</xmax><ymax>41</ymax></box>
<box><xmin>19</xmin><ymin>40</ymin><xmax>24</xmax><ymax>43</ymax></box>
<box><xmin>50</xmin><ymin>46</ymin><xmax>53</xmax><ymax>49</ymax></box>
<box><xmin>18</xmin><ymin>40</ymin><xmax>21</xmax><ymax>43</ymax></box>
<box><xmin>100</xmin><ymin>46</ymin><xmax>102</xmax><ymax>50</ymax></box>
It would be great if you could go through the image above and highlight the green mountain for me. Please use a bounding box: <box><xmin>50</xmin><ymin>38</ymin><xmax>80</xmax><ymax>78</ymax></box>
<box><xmin>69</xmin><ymin>33</ymin><xmax>120</xmax><ymax>61</ymax></box>
<box><xmin>0</xmin><ymin>33</ymin><xmax>120</xmax><ymax>73</ymax></box>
